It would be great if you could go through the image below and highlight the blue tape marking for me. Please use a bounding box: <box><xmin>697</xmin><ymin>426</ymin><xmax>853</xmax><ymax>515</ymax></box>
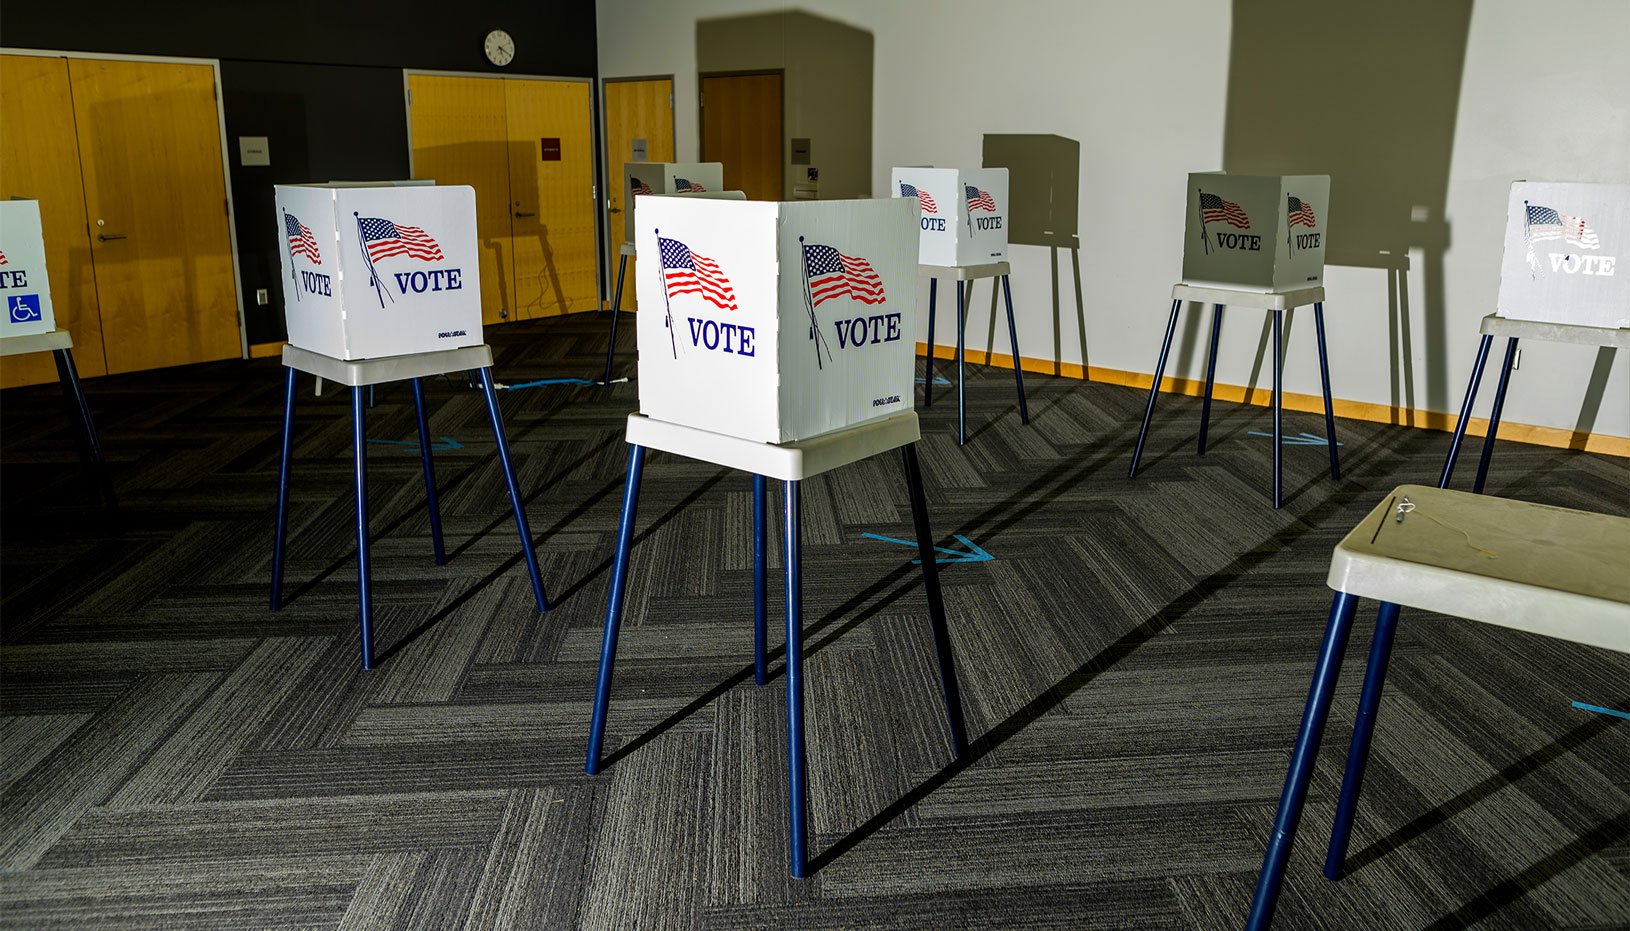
<box><xmin>914</xmin><ymin>376</ymin><xmax>953</xmax><ymax>386</ymax></box>
<box><xmin>861</xmin><ymin>531</ymin><xmax>993</xmax><ymax>564</ymax></box>
<box><xmin>1571</xmin><ymin>701</ymin><xmax>1630</xmax><ymax>720</ymax></box>
<box><xmin>1247</xmin><ymin>430</ymin><xmax>1343</xmax><ymax>447</ymax></box>
<box><xmin>502</xmin><ymin>378</ymin><xmax>597</xmax><ymax>390</ymax></box>
<box><xmin>366</xmin><ymin>436</ymin><xmax>465</xmax><ymax>451</ymax></box>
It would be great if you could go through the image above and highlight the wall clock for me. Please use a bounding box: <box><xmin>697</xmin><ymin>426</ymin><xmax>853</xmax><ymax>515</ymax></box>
<box><xmin>484</xmin><ymin>29</ymin><xmax>515</xmax><ymax>67</ymax></box>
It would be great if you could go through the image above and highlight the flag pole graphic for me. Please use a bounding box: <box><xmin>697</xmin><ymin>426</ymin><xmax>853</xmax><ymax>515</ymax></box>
<box><xmin>1287</xmin><ymin>198</ymin><xmax>1294</xmax><ymax>257</ymax></box>
<box><xmin>354</xmin><ymin>213</ymin><xmax>394</xmax><ymax>308</ymax></box>
<box><xmin>284</xmin><ymin>214</ymin><xmax>300</xmax><ymax>303</ymax></box>
<box><xmin>657</xmin><ymin>229</ymin><xmax>678</xmax><ymax>359</ymax></box>
<box><xmin>1198</xmin><ymin>190</ymin><xmax>1210</xmax><ymax>255</ymax></box>
<box><xmin>798</xmin><ymin>237</ymin><xmax>832</xmax><ymax>371</ymax></box>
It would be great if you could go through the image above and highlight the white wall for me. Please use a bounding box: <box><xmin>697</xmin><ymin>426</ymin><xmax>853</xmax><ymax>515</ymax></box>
<box><xmin>598</xmin><ymin>0</ymin><xmax>1630</xmax><ymax>440</ymax></box>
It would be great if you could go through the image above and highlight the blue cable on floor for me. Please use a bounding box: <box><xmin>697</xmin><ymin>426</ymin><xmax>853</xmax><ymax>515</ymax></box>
<box><xmin>1571</xmin><ymin>701</ymin><xmax>1630</xmax><ymax>720</ymax></box>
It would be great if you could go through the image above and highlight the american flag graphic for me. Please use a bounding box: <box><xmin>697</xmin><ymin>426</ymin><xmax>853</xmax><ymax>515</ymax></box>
<box><xmin>631</xmin><ymin>177</ymin><xmax>653</xmax><ymax>196</ymax></box>
<box><xmin>965</xmin><ymin>185</ymin><xmax>997</xmax><ymax>212</ymax></box>
<box><xmin>803</xmin><ymin>244</ymin><xmax>885</xmax><ymax>308</ymax></box>
<box><xmin>658</xmin><ymin>236</ymin><xmax>737</xmax><ymax>311</ymax></box>
<box><xmin>1287</xmin><ymin>196</ymin><xmax>1317</xmax><ymax>229</ymax></box>
<box><xmin>1199</xmin><ymin>192</ymin><xmax>1250</xmax><ymax>229</ymax></box>
<box><xmin>285</xmin><ymin>213</ymin><xmax>322</xmax><ymax>264</ymax></box>
<box><xmin>0</xmin><ymin>250</ymin><xmax>7</xmax><ymax>265</ymax></box>
<box><xmin>674</xmin><ymin>178</ymin><xmax>708</xmax><ymax>193</ymax></box>
<box><xmin>1526</xmin><ymin>203</ymin><xmax>1601</xmax><ymax>249</ymax></box>
<box><xmin>900</xmin><ymin>182</ymin><xmax>937</xmax><ymax>214</ymax></box>
<box><xmin>357</xmin><ymin>217</ymin><xmax>444</xmax><ymax>263</ymax></box>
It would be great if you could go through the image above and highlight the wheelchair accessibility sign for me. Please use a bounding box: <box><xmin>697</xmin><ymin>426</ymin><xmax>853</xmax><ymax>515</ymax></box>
<box><xmin>9</xmin><ymin>294</ymin><xmax>43</xmax><ymax>324</ymax></box>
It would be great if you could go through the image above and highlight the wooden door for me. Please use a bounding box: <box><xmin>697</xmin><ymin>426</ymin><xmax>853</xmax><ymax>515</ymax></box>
<box><xmin>503</xmin><ymin>79</ymin><xmax>598</xmax><ymax>319</ymax></box>
<box><xmin>602</xmin><ymin>78</ymin><xmax>674</xmax><ymax>311</ymax></box>
<box><xmin>69</xmin><ymin>58</ymin><xmax>240</xmax><ymax>375</ymax></box>
<box><xmin>408</xmin><ymin>74</ymin><xmax>515</xmax><ymax>326</ymax></box>
<box><xmin>700</xmin><ymin>73</ymin><xmax>782</xmax><ymax>202</ymax></box>
<box><xmin>0</xmin><ymin>55</ymin><xmax>105</xmax><ymax>388</ymax></box>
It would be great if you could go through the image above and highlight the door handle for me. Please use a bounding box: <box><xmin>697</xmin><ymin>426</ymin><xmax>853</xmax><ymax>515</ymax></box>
<box><xmin>97</xmin><ymin>233</ymin><xmax>128</xmax><ymax>242</ymax></box>
<box><xmin>515</xmin><ymin>211</ymin><xmax>536</xmax><ymax>218</ymax></box>
<box><xmin>609</xmin><ymin>207</ymin><xmax>622</xmax><ymax>214</ymax></box>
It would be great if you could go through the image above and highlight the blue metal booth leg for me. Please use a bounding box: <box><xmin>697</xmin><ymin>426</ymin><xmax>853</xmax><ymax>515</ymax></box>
<box><xmin>1129</xmin><ymin>300</ymin><xmax>1182</xmax><ymax>478</ymax></box>
<box><xmin>1439</xmin><ymin>334</ymin><xmax>1494</xmax><ymax>489</ymax></box>
<box><xmin>1197</xmin><ymin>304</ymin><xmax>1223</xmax><ymax>455</ymax></box>
<box><xmin>1323</xmin><ymin>600</ymin><xmax>1402</xmax><ymax>880</ymax></box>
<box><xmin>924</xmin><ymin>278</ymin><xmax>937</xmax><ymax>408</ymax></box>
<box><xmin>1245</xmin><ymin>590</ymin><xmax>1361</xmax><ymax>931</ymax></box>
<box><xmin>902</xmin><ymin>442</ymin><xmax>968</xmax><ymax>757</ymax></box>
<box><xmin>410</xmin><ymin>377</ymin><xmax>446</xmax><ymax>566</ymax></box>
<box><xmin>1000</xmin><ymin>275</ymin><xmax>1030</xmax><ymax>426</ymax></box>
<box><xmin>752</xmin><ymin>472</ymin><xmax>768</xmax><ymax>687</ymax></box>
<box><xmin>351</xmin><ymin>386</ymin><xmax>375</xmax><ymax>670</ymax></box>
<box><xmin>1473</xmin><ymin>338</ymin><xmax>1518</xmax><ymax>496</ymax></box>
<box><xmin>1313</xmin><ymin>303</ymin><xmax>1342</xmax><ymax>482</ymax></box>
<box><xmin>270</xmin><ymin>367</ymin><xmax>297</xmax><ymax>611</ymax></box>
<box><xmin>477</xmin><ymin>367</ymin><xmax>549</xmax><ymax>613</ymax></box>
<box><xmin>956</xmin><ymin>281</ymin><xmax>968</xmax><ymax>445</ymax></box>
<box><xmin>53</xmin><ymin>347</ymin><xmax>117</xmax><ymax>514</ymax></box>
<box><xmin>1271</xmin><ymin>309</ymin><xmax>1284</xmax><ymax>508</ymax></box>
<box><xmin>604</xmin><ymin>252</ymin><xmax>627</xmax><ymax>385</ymax></box>
<box><xmin>783</xmin><ymin>478</ymin><xmax>810</xmax><ymax>878</ymax></box>
<box><xmin>586</xmin><ymin>444</ymin><xmax>647</xmax><ymax>775</ymax></box>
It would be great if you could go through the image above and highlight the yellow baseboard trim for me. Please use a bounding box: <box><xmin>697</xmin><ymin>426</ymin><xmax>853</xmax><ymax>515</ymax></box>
<box><xmin>249</xmin><ymin>341</ymin><xmax>287</xmax><ymax>359</ymax></box>
<box><xmin>916</xmin><ymin>342</ymin><xmax>1629</xmax><ymax>458</ymax></box>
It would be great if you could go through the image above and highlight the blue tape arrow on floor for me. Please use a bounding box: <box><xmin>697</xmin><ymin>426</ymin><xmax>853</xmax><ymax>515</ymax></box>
<box><xmin>860</xmin><ymin>531</ymin><xmax>993</xmax><ymax>564</ymax></box>
<box><xmin>1571</xmin><ymin>701</ymin><xmax>1630</xmax><ymax>720</ymax></box>
<box><xmin>366</xmin><ymin>436</ymin><xmax>465</xmax><ymax>452</ymax></box>
<box><xmin>500</xmin><ymin>378</ymin><xmax>598</xmax><ymax>390</ymax></box>
<box><xmin>1247</xmin><ymin>430</ymin><xmax>1343</xmax><ymax>447</ymax></box>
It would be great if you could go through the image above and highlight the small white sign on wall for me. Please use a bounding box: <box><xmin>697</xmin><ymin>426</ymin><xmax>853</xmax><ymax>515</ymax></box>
<box><xmin>634</xmin><ymin>195</ymin><xmax>920</xmax><ymax>443</ymax></box>
<box><xmin>1497</xmin><ymin>181</ymin><xmax>1629</xmax><ymax>329</ymax></box>
<box><xmin>0</xmin><ymin>200</ymin><xmax>58</xmax><ymax>339</ymax></box>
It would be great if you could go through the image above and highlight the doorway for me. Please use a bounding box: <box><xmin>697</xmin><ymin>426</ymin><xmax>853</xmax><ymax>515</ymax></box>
<box><xmin>699</xmin><ymin>72</ymin><xmax>783</xmax><ymax>202</ymax></box>
<box><xmin>601</xmin><ymin>76</ymin><xmax>674</xmax><ymax>311</ymax></box>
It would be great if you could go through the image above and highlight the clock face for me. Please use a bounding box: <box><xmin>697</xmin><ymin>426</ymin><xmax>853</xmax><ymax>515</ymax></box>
<box><xmin>484</xmin><ymin>29</ymin><xmax>515</xmax><ymax>67</ymax></box>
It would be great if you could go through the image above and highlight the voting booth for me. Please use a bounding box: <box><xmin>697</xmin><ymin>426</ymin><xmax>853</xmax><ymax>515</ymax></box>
<box><xmin>1496</xmin><ymin>181</ymin><xmax>1629</xmax><ymax>329</ymax></box>
<box><xmin>623</xmin><ymin>162</ymin><xmax>726</xmax><ymax>243</ymax></box>
<box><xmin>633</xmin><ymin>195</ymin><xmax>919</xmax><ymax>443</ymax></box>
<box><xmin>890</xmin><ymin>167</ymin><xmax>1009</xmax><ymax>266</ymax></box>
<box><xmin>1181</xmin><ymin>173</ymin><xmax>1330</xmax><ymax>293</ymax></box>
<box><xmin>273</xmin><ymin>184</ymin><xmax>482</xmax><ymax>361</ymax></box>
<box><xmin>0</xmin><ymin>200</ymin><xmax>58</xmax><ymax>340</ymax></box>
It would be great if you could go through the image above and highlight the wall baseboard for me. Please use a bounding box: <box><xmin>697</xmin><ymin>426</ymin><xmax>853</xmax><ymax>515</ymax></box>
<box><xmin>916</xmin><ymin>342</ymin><xmax>1629</xmax><ymax>458</ymax></box>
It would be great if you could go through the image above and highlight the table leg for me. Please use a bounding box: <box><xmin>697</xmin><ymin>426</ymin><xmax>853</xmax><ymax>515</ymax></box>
<box><xmin>52</xmin><ymin>347</ymin><xmax>116</xmax><ymax>514</ymax></box>
<box><xmin>478</xmin><ymin>367</ymin><xmax>548</xmax><ymax>613</ymax></box>
<box><xmin>1438</xmin><ymin>334</ymin><xmax>1493</xmax><ymax>490</ymax></box>
<box><xmin>586</xmin><ymin>444</ymin><xmax>647</xmax><ymax>775</ymax></box>
<box><xmin>604</xmin><ymin>252</ymin><xmax>628</xmax><ymax>384</ymax></box>
<box><xmin>1198</xmin><ymin>304</ymin><xmax>1223</xmax><ymax>455</ymax></box>
<box><xmin>1314</xmin><ymin>303</ymin><xmax>1341</xmax><ymax>482</ymax></box>
<box><xmin>1245</xmin><ymin>590</ymin><xmax>1360</xmax><ymax>930</ymax></box>
<box><xmin>1324</xmin><ymin>601</ymin><xmax>1402</xmax><ymax>880</ymax></box>
<box><xmin>902</xmin><ymin>442</ymin><xmax>968</xmax><ymax>757</ymax></box>
<box><xmin>1129</xmin><ymin>300</ymin><xmax>1182</xmax><ymax>478</ymax></box>
<box><xmin>784</xmin><ymin>478</ymin><xmax>808</xmax><ymax>878</ymax></box>
<box><xmin>1473</xmin><ymin>338</ymin><xmax>1518</xmax><ymax>495</ymax></box>
<box><xmin>1001</xmin><ymin>275</ymin><xmax>1029</xmax><ymax>426</ymax></box>
<box><xmin>411</xmin><ymin>377</ymin><xmax>446</xmax><ymax>566</ymax></box>
<box><xmin>924</xmin><ymin>278</ymin><xmax>937</xmax><ymax>407</ymax></box>
<box><xmin>753</xmin><ymin>472</ymin><xmax>768</xmax><ymax>687</ymax></box>
<box><xmin>1272</xmin><ymin>309</ymin><xmax>1284</xmax><ymax>508</ymax></box>
<box><xmin>956</xmin><ymin>280</ymin><xmax>967</xmax><ymax>445</ymax></box>
<box><xmin>270</xmin><ymin>367</ymin><xmax>297</xmax><ymax>611</ymax></box>
<box><xmin>352</xmin><ymin>386</ymin><xmax>375</xmax><ymax>670</ymax></box>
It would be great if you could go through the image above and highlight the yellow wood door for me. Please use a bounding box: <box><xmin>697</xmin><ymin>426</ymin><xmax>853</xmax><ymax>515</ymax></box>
<box><xmin>407</xmin><ymin>74</ymin><xmax>515</xmax><ymax>327</ymax></box>
<box><xmin>69</xmin><ymin>58</ymin><xmax>240</xmax><ymax>375</ymax></box>
<box><xmin>0</xmin><ymin>55</ymin><xmax>105</xmax><ymax>388</ymax></box>
<box><xmin>504</xmin><ymin>79</ymin><xmax>598</xmax><ymax>319</ymax></box>
<box><xmin>701</xmin><ymin>73</ymin><xmax>782</xmax><ymax>202</ymax></box>
<box><xmin>602</xmin><ymin>78</ymin><xmax>674</xmax><ymax>311</ymax></box>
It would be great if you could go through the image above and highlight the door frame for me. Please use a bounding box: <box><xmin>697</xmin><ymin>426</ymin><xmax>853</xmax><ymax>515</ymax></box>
<box><xmin>401</xmin><ymin>68</ymin><xmax>603</xmax><ymax>308</ymax></box>
<box><xmin>1</xmin><ymin>47</ymin><xmax>248</xmax><ymax>359</ymax></box>
<box><xmin>597</xmin><ymin>74</ymin><xmax>675</xmax><ymax>300</ymax></box>
<box><xmin>697</xmin><ymin>69</ymin><xmax>786</xmax><ymax>200</ymax></box>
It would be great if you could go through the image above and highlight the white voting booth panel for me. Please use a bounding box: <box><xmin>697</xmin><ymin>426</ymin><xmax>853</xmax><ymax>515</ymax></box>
<box><xmin>890</xmin><ymin>167</ymin><xmax>1009</xmax><ymax>266</ymax></box>
<box><xmin>634</xmin><ymin>196</ymin><xmax>920</xmax><ymax>444</ymax></box>
<box><xmin>274</xmin><ymin>184</ymin><xmax>483</xmax><ymax>360</ymax></box>
<box><xmin>1181</xmin><ymin>172</ymin><xmax>1330</xmax><ymax>293</ymax></box>
<box><xmin>623</xmin><ymin>162</ymin><xmax>726</xmax><ymax>243</ymax></box>
<box><xmin>0</xmin><ymin>200</ymin><xmax>58</xmax><ymax>339</ymax></box>
<box><xmin>1497</xmin><ymin>181</ymin><xmax>1629</xmax><ymax>329</ymax></box>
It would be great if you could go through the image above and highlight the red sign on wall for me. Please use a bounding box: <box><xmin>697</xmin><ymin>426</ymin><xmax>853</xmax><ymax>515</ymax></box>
<box><xmin>541</xmin><ymin>138</ymin><xmax>561</xmax><ymax>161</ymax></box>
